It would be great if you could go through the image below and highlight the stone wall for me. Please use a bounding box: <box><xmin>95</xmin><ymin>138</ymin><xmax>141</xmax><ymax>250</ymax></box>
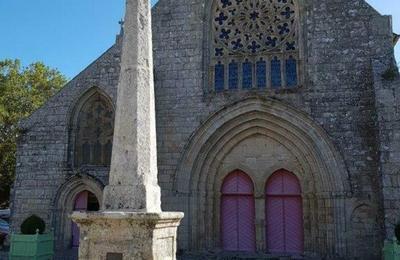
<box><xmin>10</xmin><ymin>37</ymin><xmax>122</xmax><ymax>252</ymax></box>
<box><xmin>151</xmin><ymin>0</ymin><xmax>396</xmax><ymax>258</ymax></box>
<box><xmin>373</xmin><ymin>59</ymin><xmax>400</xmax><ymax>239</ymax></box>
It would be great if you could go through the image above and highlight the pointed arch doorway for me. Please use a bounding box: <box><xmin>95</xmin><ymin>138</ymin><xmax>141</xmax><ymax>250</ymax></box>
<box><xmin>71</xmin><ymin>190</ymin><xmax>100</xmax><ymax>247</ymax></box>
<box><xmin>265</xmin><ymin>169</ymin><xmax>304</xmax><ymax>254</ymax></box>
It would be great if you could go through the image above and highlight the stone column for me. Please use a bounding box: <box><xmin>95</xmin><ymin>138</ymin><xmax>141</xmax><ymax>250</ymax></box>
<box><xmin>72</xmin><ymin>0</ymin><xmax>183</xmax><ymax>259</ymax></box>
<box><xmin>102</xmin><ymin>0</ymin><xmax>161</xmax><ymax>213</ymax></box>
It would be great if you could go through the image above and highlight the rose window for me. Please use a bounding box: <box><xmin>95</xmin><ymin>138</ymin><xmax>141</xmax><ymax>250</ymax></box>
<box><xmin>211</xmin><ymin>0</ymin><xmax>300</xmax><ymax>91</ymax></box>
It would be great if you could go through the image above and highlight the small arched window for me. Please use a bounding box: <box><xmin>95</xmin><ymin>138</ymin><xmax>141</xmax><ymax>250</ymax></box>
<box><xmin>74</xmin><ymin>92</ymin><xmax>114</xmax><ymax>167</ymax></box>
<box><xmin>211</xmin><ymin>0</ymin><xmax>299</xmax><ymax>91</ymax></box>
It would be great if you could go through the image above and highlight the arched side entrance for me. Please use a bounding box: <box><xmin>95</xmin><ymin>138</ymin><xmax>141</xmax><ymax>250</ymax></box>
<box><xmin>221</xmin><ymin>170</ymin><xmax>256</xmax><ymax>252</ymax></box>
<box><xmin>71</xmin><ymin>191</ymin><xmax>100</xmax><ymax>247</ymax></box>
<box><xmin>53</xmin><ymin>175</ymin><xmax>104</xmax><ymax>252</ymax></box>
<box><xmin>266</xmin><ymin>170</ymin><xmax>303</xmax><ymax>254</ymax></box>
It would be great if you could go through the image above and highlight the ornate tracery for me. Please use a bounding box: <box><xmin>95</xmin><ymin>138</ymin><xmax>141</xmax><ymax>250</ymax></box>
<box><xmin>74</xmin><ymin>92</ymin><xmax>114</xmax><ymax>167</ymax></box>
<box><xmin>211</xmin><ymin>0</ymin><xmax>300</xmax><ymax>91</ymax></box>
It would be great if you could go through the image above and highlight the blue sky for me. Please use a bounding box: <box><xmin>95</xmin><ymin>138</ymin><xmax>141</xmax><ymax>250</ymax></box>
<box><xmin>0</xmin><ymin>0</ymin><xmax>398</xmax><ymax>79</ymax></box>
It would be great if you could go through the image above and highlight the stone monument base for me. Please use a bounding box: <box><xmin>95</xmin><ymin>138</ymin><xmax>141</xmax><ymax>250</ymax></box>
<box><xmin>71</xmin><ymin>211</ymin><xmax>184</xmax><ymax>260</ymax></box>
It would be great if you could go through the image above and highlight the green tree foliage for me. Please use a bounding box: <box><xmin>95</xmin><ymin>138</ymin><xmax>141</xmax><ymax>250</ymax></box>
<box><xmin>0</xmin><ymin>59</ymin><xmax>67</xmax><ymax>208</ymax></box>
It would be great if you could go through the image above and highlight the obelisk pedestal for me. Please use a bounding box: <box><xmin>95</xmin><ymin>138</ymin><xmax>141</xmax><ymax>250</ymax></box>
<box><xmin>71</xmin><ymin>212</ymin><xmax>183</xmax><ymax>259</ymax></box>
<box><xmin>71</xmin><ymin>0</ymin><xmax>183</xmax><ymax>259</ymax></box>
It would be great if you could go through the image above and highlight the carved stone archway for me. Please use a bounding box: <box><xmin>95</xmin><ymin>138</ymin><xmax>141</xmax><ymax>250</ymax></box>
<box><xmin>174</xmin><ymin>97</ymin><xmax>351</xmax><ymax>257</ymax></box>
<box><xmin>53</xmin><ymin>175</ymin><xmax>104</xmax><ymax>252</ymax></box>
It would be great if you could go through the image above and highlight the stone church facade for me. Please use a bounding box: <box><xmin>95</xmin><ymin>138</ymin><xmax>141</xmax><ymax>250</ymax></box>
<box><xmin>9</xmin><ymin>0</ymin><xmax>400</xmax><ymax>259</ymax></box>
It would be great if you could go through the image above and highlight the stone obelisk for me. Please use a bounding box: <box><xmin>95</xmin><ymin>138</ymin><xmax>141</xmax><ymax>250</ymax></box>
<box><xmin>71</xmin><ymin>0</ymin><xmax>183</xmax><ymax>259</ymax></box>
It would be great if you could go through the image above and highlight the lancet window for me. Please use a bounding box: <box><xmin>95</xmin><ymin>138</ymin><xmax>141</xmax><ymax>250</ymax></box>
<box><xmin>74</xmin><ymin>93</ymin><xmax>114</xmax><ymax>167</ymax></box>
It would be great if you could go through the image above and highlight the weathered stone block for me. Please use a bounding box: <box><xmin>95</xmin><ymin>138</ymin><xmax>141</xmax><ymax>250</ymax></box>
<box><xmin>71</xmin><ymin>212</ymin><xmax>183</xmax><ymax>260</ymax></box>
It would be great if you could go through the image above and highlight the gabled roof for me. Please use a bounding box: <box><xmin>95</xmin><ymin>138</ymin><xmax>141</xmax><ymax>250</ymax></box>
<box><xmin>19</xmin><ymin>40</ymin><xmax>122</xmax><ymax>130</ymax></box>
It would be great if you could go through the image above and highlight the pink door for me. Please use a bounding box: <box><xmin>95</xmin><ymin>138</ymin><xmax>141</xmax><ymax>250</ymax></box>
<box><xmin>72</xmin><ymin>191</ymin><xmax>89</xmax><ymax>247</ymax></box>
<box><xmin>221</xmin><ymin>170</ymin><xmax>256</xmax><ymax>252</ymax></box>
<box><xmin>266</xmin><ymin>170</ymin><xmax>303</xmax><ymax>254</ymax></box>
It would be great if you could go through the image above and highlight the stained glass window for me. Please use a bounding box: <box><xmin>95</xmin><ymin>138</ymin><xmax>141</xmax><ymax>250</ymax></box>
<box><xmin>271</xmin><ymin>57</ymin><xmax>282</xmax><ymax>88</ymax></box>
<box><xmin>242</xmin><ymin>60</ymin><xmax>253</xmax><ymax>89</ymax></box>
<box><xmin>75</xmin><ymin>93</ymin><xmax>114</xmax><ymax>167</ymax></box>
<box><xmin>257</xmin><ymin>59</ymin><xmax>267</xmax><ymax>88</ymax></box>
<box><xmin>286</xmin><ymin>56</ymin><xmax>298</xmax><ymax>87</ymax></box>
<box><xmin>213</xmin><ymin>0</ymin><xmax>297</xmax><ymax>56</ymax></box>
<box><xmin>215</xmin><ymin>62</ymin><xmax>225</xmax><ymax>92</ymax></box>
<box><xmin>211</xmin><ymin>0</ymin><xmax>299</xmax><ymax>90</ymax></box>
<box><xmin>229</xmin><ymin>60</ymin><xmax>239</xmax><ymax>89</ymax></box>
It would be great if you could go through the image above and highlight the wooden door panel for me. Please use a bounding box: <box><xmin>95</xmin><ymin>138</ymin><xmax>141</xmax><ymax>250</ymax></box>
<box><xmin>221</xmin><ymin>170</ymin><xmax>255</xmax><ymax>252</ymax></box>
<box><xmin>266</xmin><ymin>197</ymin><xmax>285</xmax><ymax>253</ymax></box>
<box><xmin>266</xmin><ymin>170</ymin><xmax>304</xmax><ymax>254</ymax></box>
<box><xmin>284</xmin><ymin>197</ymin><xmax>303</xmax><ymax>253</ymax></box>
